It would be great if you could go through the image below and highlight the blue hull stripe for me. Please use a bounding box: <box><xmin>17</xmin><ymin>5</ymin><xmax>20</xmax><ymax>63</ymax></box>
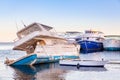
<box><xmin>104</xmin><ymin>47</ymin><xmax>120</xmax><ymax>51</ymax></box>
<box><xmin>34</xmin><ymin>56</ymin><xmax>79</xmax><ymax>64</ymax></box>
<box><xmin>11</xmin><ymin>54</ymin><xmax>37</xmax><ymax>65</ymax></box>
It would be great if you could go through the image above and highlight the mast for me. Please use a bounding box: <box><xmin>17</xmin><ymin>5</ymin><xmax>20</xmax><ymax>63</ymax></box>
<box><xmin>21</xmin><ymin>20</ymin><xmax>27</xmax><ymax>28</ymax></box>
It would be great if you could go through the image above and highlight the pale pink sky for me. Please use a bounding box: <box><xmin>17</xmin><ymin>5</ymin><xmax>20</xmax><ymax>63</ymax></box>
<box><xmin>0</xmin><ymin>0</ymin><xmax>120</xmax><ymax>42</ymax></box>
<box><xmin>0</xmin><ymin>21</ymin><xmax>120</xmax><ymax>42</ymax></box>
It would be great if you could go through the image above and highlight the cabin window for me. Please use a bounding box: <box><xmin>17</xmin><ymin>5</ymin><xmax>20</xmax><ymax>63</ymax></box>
<box><xmin>96</xmin><ymin>38</ymin><xmax>99</xmax><ymax>41</ymax></box>
<box><xmin>53</xmin><ymin>40</ymin><xmax>57</xmax><ymax>44</ymax></box>
<box><xmin>19</xmin><ymin>25</ymin><xmax>42</xmax><ymax>37</ymax></box>
<box><xmin>39</xmin><ymin>40</ymin><xmax>46</xmax><ymax>46</ymax></box>
<box><xmin>20</xmin><ymin>35</ymin><xmax>25</xmax><ymax>38</ymax></box>
<box><xmin>87</xmin><ymin>37</ymin><xmax>89</xmax><ymax>39</ymax></box>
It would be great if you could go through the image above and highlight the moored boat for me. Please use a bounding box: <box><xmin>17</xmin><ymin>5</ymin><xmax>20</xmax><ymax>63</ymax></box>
<box><xmin>77</xmin><ymin>30</ymin><xmax>104</xmax><ymax>53</ymax></box>
<box><xmin>58</xmin><ymin>31</ymin><xmax>82</xmax><ymax>44</ymax></box>
<box><xmin>59</xmin><ymin>59</ymin><xmax>108</xmax><ymax>67</ymax></box>
<box><xmin>103</xmin><ymin>35</ymin><xmax>120</xmax><ymax>51</ymax></box>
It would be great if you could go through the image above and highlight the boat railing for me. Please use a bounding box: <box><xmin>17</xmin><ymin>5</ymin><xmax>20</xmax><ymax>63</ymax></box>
<box><xmin>49</xmin><ymin>32</ymin><xmax>61</xmax><ymax>38</ymax></box>
<box><xmin>13</xmin><ymin>38</ymin><xmax>19</xmax><ymax>42</ymax></box>
<box><xmin>14</xmin><ymin>31</ymin><xmax>42</xmax><ymax>47</ymax></box>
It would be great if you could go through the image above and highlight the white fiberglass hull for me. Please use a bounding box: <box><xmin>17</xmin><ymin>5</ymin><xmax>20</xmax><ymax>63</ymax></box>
<box><xmin>59</xmin><ymin>60</ymin><xmax>108</xmax><ymax>67</ymax></box>
<box><xmin>103</xmin><ymin>39</ymin><xmax>120</xmax><ymax>51</ymax></box>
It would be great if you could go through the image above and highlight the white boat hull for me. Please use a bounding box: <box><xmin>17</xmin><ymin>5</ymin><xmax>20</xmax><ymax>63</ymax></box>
<box><xmin>103</xmin><ymin>39</ymin><xmax>120</xmax><ymax>51</ymax></box>
<box><xmin>59</xmin><ymin>60</ymin><xmax>108</xmax><ymax>67</ymax></box>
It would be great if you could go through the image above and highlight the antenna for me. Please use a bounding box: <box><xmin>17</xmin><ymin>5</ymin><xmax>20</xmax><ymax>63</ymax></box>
<box><xmin>21</xmin><ymin>20</ymin><xmax>27</xmax><ymax>28</ymax></box>
<box><xmin>15</xmin><ymin>21</ymin><xmax>19</xmax><ymax>32</ymax></box>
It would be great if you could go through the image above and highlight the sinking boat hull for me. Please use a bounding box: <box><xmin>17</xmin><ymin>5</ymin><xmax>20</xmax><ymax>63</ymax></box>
<box><xmin>59</xmin><ymin>60</ymin><xmax>108</xmax><ymax>67</ymax></box>
<box><xmin>8</xmin><ymin>54</ymin><xmax>37</xmax><ymax>66</ymax></box>
<box><xmin>34</xmin><ymin>55</ymin><xmax>79</xmax><ymax>64</ymax></box>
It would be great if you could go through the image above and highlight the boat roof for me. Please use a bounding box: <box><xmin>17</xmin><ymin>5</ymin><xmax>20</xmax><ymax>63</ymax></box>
<box><xmin>85</xmin><ymin>30</ymin><xmax>103</xmax><ymax>34</ymax></box>
<box><xmin>66</xmin><ymin>31</ymin><xmax>82</xmax><ymax>34</ymax></box>
<box><xmin>17</xmin><ymin>22</ymin><xmax>53</xmax><ymax>34</ymax></box>
<box><xmin>104</xmin><ymin>35</ymin><xmax>120</xmax><ymax>37</ymax></box>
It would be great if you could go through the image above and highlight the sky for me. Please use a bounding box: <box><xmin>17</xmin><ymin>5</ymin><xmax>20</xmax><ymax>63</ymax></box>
<box><xmin>0</xmin><ymin>0</ymin><xmax>120</xmax><ymax>42</ymax></box>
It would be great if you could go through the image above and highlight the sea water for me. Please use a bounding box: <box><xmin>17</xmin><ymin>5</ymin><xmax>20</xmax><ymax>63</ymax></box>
<box><xmin>0</xmin><ymin>50</ymin><xmax>120</xmax><ymax>80</ymax></box>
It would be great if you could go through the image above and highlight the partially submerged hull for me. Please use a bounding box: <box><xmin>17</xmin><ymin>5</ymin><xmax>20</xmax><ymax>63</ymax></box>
<box><xmin>34</xmin><ymin>55</ymin><xmax>79</xmax><ymax>64</ymax></box>
<box><xmin>5</xmin><ymin>54</ymin><xmax>37</xmax><ymax>66</ymax></box>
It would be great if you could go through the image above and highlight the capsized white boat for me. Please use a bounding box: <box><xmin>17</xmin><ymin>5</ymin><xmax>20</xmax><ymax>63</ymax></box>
<box><xmin>59</xmin><ymin>59</ymin><xmax>108</xmax><ymax>67</ymax></box>
<box><xmin>12</xmin><ymin>22</ymin><xmax>80</xmax><ymax>65</ymax></box>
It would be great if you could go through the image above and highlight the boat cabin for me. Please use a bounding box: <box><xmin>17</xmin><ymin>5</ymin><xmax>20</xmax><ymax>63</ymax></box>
<box><xmin>17</xmin><ymin>23</ymin><xmax>57</xmax><ymax>39</ymax></box>
<box><xmin>13</xmin><ymin>23</ymin><xmax>68</xmax><ymax>54</ymax></box>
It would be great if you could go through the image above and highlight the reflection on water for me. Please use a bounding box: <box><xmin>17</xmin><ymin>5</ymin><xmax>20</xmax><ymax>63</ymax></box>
<box><xmin>10</xmin><ymin>64</ymin><xmax>52</xmax><ymax>80</ymax></box>
<box><xmin>0</xmin><ymin>50</ymin><xmax>120</xmax><ymax>80</ymax></box>
<box><xmin>77</xmin><ymin>67</ymin><xmax>107</xmax><ymax>71</ymax></box>
<box><xmin>65</xmin><ymin>70</ymin><xmax>120</xmax><ymax>80</ymax></box>
<box><xmin>105</xmin><ymin>63</ymin><xmax>120</xmax><ymax>70</ymax></box>
<box><xmin>11</xmin><ymin>64</ymin><xmax>50</xmax><ymax>75</ymax></box>
<box><xmin>36</xmin><ymin>68</ymin><xmax>66</xmax><ymax>80</ymax></box>
<box><xmin>11</xmin><ymin>63</ymin><xmax>67</xmax><ymax>80</ymax></box>
<box><xmin>12</xmin><ymin>66</ymin><xmax>34</xmax><ymax>80</ymax></box>
<box><xmin>9</xmin><ymin>63</ymin><xmax>108</xmax><ymax>80</ymax></box>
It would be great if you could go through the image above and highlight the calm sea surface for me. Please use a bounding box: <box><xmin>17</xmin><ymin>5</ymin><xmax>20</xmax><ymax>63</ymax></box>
<box><xmin>0</xmin><ymin>49</ymin><xmax>120</xmax><ymax>80</ymax></box>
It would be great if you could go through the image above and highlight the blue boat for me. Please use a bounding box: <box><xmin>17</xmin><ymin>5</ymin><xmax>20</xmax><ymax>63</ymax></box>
<box><xmin>78</xmin><ymin>40</ymin><xmax>103</xmax><ymax>53</ymax></box>
<box><xmin>77</xmin><ymin>30</ymin><xmax>104</xmax><ymax>53</ymax></box>
<box><xmin>5</xmin><ymin>54</ymin><xmax>37</xmax><ymax>66</ymax></box>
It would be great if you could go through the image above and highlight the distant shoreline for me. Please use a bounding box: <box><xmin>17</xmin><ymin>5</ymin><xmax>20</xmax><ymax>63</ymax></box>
<box><xmin>0</xmin><ymin>42</ymin><xmax>14</xmax><ymax>50</ymax></box>
<box><xmin>0</xmin><ymin>42</ymin><xmax>14</xmax><ymax>44</ymax></box>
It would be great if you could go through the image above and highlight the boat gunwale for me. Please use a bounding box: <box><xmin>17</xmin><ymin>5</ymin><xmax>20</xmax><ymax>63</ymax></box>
<box><xmin>8</xmin><ymin>53</ymin><xmax>37</xmax><ymax>65</ymax></box>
